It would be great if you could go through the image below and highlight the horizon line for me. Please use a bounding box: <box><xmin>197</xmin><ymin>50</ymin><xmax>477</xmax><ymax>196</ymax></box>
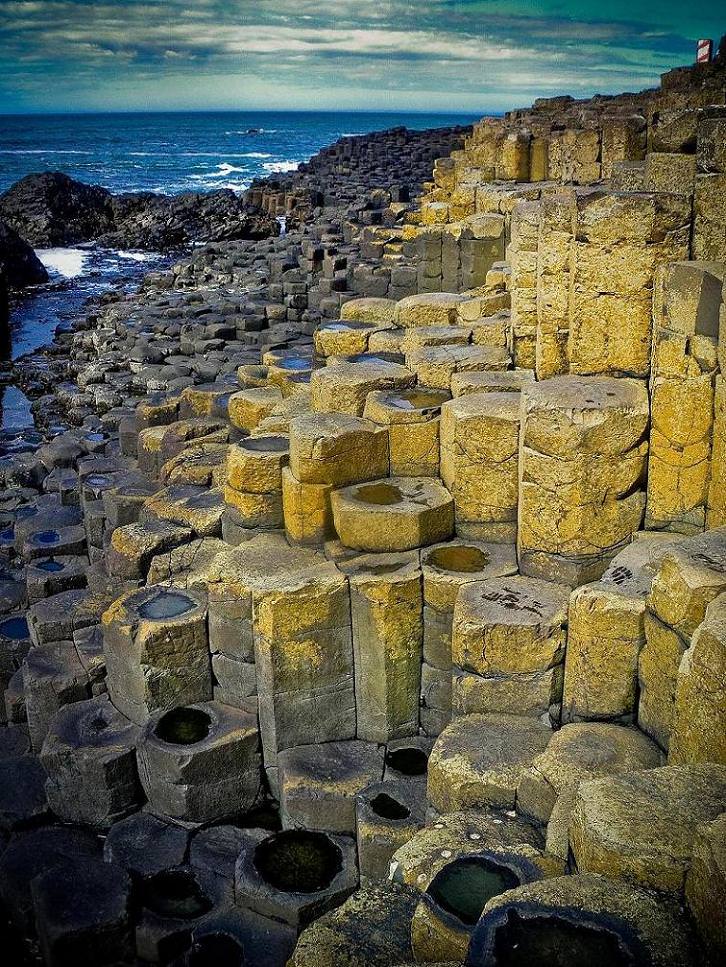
<box><xmin>0</xmin><ymin>106</ymin><xmax>487</xmax><ymax>119</ymax></box>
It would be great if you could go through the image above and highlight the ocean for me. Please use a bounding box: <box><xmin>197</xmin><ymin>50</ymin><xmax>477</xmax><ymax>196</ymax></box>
<box><xmin>0</xmin><ymin>109</ymin><xmax>479</xmax><ymax>433</ymax></box>
<box><xmin>0</xmin><ymin>110</ymin><xmax>479</xmax><ymax>195</ymax></box>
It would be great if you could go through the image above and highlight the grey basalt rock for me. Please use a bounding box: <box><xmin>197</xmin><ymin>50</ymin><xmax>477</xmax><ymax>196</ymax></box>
<box><xmin>31</xmin><ymin>855</ymin><xmax>133</xmax><ymax>967</ymax></box>
<box><xmin>103</xmin><ymin>811</ymin><xmax>190</xmax><ymax>878</ymax></box>
<box><xmin>0</xmin><ymin>824</ymin><xmax>101</xmax><ymax>930</ymax></box>
<box><xmin>0</xmin><ymin>218</ymin><xmax>48</xmax><ymax>288</ymax></box>
<box><xmin>40</xmin><ymin>693</ymin><xmax>143</xmax><ymax>828</ymax></box>
<box><xmin>136</xmin><ymin>701</ymin><xmax>262</xmax><ymax>824</ymax></box>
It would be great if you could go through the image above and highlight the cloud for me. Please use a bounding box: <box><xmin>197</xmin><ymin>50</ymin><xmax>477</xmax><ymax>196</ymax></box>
<box><xmin>0</xmin><ymin>0</ymin><xmax>719</xmax><ymax>113</ymax></box>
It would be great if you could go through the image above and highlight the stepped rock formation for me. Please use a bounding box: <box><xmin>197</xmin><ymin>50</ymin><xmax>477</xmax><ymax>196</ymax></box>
<box><xmin>0</xmin><ymin>56</ymin><xmax>725</xmax><ymax>967</ymax></box>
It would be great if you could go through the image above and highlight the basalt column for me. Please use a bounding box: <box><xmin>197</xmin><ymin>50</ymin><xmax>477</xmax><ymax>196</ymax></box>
<box><xmin>518</xmin><ymin>376</ymin><xmax>650</xmax><ymax>587</ymax></box>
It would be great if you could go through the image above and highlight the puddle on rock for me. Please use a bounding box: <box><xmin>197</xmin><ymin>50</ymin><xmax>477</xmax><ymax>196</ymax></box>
<box><xmin>427</xmin><ymin>544</ymin><xmax>490</xmax><ymax>573</ymax></box>
<box><xmin>241</xmin><ymin>435</ymin><xmax>289</xmax><ymax>452</ymax></box>
<box><xmin>370</xmin><ymin>793</ymin><xmax>411</xmax><ymax>821</ymax></box>
<box><xmin>0</xmin><ymin>615</ymin><xmax>29</xmax><ymax>639</ymax></box>
<box><xmin>35</xmin><ymin>559</ymin><xmax>65</xmax><ymax>572</ymax></box>
<box><xmin>355</xmin><ymin>482</ymin><xmax>404</xmax><ymax>505</ymax></box>
<box><xmin>138</xmin><ymin>590</ymin><xmax>196</xmax><ymax>621</ymax></box>
<box><xmin>385</xmin><ymin>746</ymin><xmax>428</xmax><ymax>776</ymax></box>
<box><xmin>140</xmin><ymin>869</ymin><xmax>213</xmax><ymax>920</ymax></box>
<box><xmin>187</xmin><ymin>935</ymin><xmax>245</xmax><ymax>967</ymax></box>
<box><xmin>155</xmin><ymin>707</ymin><xmax>212</xmax><ymax>745</ymax></box>
<box><xmin>491</xmin><ymin>910</ymin><xmax>636</xmax><ymax>967</ymax></box>
<box><xmin>390</xmin><ymin>389</ymin><xmax>449</xmax><ymax>411</ymax></box>
<box><xmin>255</xmin><ymin>830</ymin><xmax>342</xmax><ymax>894</ymax></box>
<box><xmin>428</xmin><ymin>856</ymin><xmax>521</xmax><ymax>926</ymax></box>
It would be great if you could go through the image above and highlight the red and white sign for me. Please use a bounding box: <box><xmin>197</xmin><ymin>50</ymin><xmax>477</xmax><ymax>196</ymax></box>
<box><xmin>697</xmin><ymin>39</ymin><xmax>713</xmax><ymax>64</ymax></box>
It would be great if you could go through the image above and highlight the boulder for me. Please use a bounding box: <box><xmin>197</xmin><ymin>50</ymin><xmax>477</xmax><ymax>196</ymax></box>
<box><xmin>0</xmin><ymin>219</ymin><xmax>48</xmax><ymax>288</ymax></box>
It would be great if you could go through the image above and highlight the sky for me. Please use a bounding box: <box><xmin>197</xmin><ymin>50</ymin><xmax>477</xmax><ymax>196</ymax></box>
<box><xmin>1</xmin><ymin>1</ymin><xmax>723</xmax><ymax>115</ymax></box>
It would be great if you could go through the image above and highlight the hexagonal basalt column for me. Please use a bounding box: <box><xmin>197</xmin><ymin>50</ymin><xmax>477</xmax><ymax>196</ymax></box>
<box><xmin>289</xmin><ymin>413</ymin><xmax>389</xmax><ymax>489</ymax></box>
<box><xmin>234</xmin><ymin>828</ymin><xmax>358</xmax><ymax>929</ymax></box>
<box><xmin>441</xmin><ymin>392</ymin><xmax>522</xmax><ymax>543</ymax></box>
<box><xmin>466</xmin><ymin>873</ymin><xmax>699</xmax><ymax>967</ymax></box>
<box><xmin>23</xmin><ymin>640</ymin><xmax>90</xmax><ymax>752</ymax></box>
<box><xmin>452</xmin><ymin>576</ymin><xmax>569</xmax><ymax>722</ymax></box>
<box><xmin>394</xmin><ymin>293</ymin><xmax>462</xmax><ymax>328</ymax></box>
<box><xmin>332</xmin><ymin>477</ymin><xmax>454</xmax><ymax>553</ymax></box>
<box><xmin>639</xmin><ymin>528</ymin><xmax>726</xmax><ymax>752</ymax></box>
<box><xmin>310</xmin><ymin>360</ymin><xmax>415</xmax><ymax>416</ymax></box>
<box><xmin>570</xmin><ymin>762</ymin><xmax>726</xmax><ymax>892</ymax></box>
<box><xmin>140</xmin><ymin>484</ymin><xmax>225</xmax><ymax>537</ymax></box>
<box><xmin>103</xmin><ymin>586</ymin><xmax>211</xmax><ymax>725</ymax></box>
<box><xmin>135</xmin><ymin>865</ymin><xmax>218</xmax><ymax>962</ymax></box>
<box><xmin>516</xmin><ymin>722</ymin><xmax>662</xmax><ymax>860</ymax></box>
<box><xmin>338</xmin><ymin>552</ymin><xmax>422</xmax><ymax>741</ymax></box>
<box><xmin>420</xmin><ymin>540</ymin><xmax>517</xmax><ymax>736</ymax></box>
<box><xmin>686</xmin><ymin>813</ymin><xmax>726</xmax><ymax>965</ymax></box>
<box><xmin>364</xmin><ymin>387</ymin><xmax>449</xmax><ymax>478</ymax></box>
<box><xmin>278</xmin><ymin>740</ymin><xmax>384</xmax><ymax>834</ymax></box>
<box><xmin>390</xmin><ymin>808</ymin><xmax>557</xmax><ymax>896</ymax></box>
<box><xmin>314</xmin><ymin>319</ymin><xmax>392</xmax><ymax>359</ymax></box>
<box><xmin>427</xmin><ymin>713</ymin><xmax>552</xmax><ymax>814</ymax></box>
<box><xmin>669</xmin><ymin>591</ymin><xmax>726</xmax><ymax>765</ymax></box>
<box><xmin>137</xmin><ymin>702</ymin><xmax>261</xmax><ymax>823</ymax></box>
<box><xmin>562</xmin><ymin>535</ymin><xmax>677</xmax><ymax>724</ymax></box>
<box><xmin>31</xmin><ymin>857</ymin><xmax>133</xmax><ymax>967</ymax></box>
<box><xmin>518</xmin><ymin>376</ymin><xmax>649</xmax><ymax>586</ymax></box>
<box><xmin>205</xmin><ymin>535</ymin><xmax>326</xmax><ymax>709</ymax></box>
<box><xmin>228</xmin><ymin>386</ymin><xmax>283</xmax><ymax>432</ymax></box>
<box><xmin>40</xmin><ymin>693</ymin><xmax>142</xmax><ymax>827</ymax></box>
<box><xmin>341</xmin><ymin>297</ymin><xmax>397</xmax><ymax>324</ymax></box>
<box><xmin>252</xmin><ymin>561</ymin><xmax>355</xmax><ymax>784</ymax></box>
<box><xmin>406</xmin><ymin>345</ymin><xmax>510</xmax><ymax>391</ymax></box>
<box><xmin>355</xmin><ymin>780</ymin><xmax>425</xmax><ymax>880</ymax></box>
<box><xmin>107</xmin><ymin>518</ymin><xmax>193</xmax><ymax>581</ymax></box>
<box><xmin>224</xmin><ymin>434</ymin><xmax>289</xmax><ymax>534</ymax></box>
<box><xmin>289</xmin><ymin>881</ymin><xmax>419</xmax><ymax>967</ymax></box>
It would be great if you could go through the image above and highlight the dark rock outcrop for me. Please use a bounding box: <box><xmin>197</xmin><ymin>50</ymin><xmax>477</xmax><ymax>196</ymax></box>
<box><xmin>0</xmin><ymin>219</ymin><xmax>49</xmax><ymax>288</ymax></box>
<box><xmin>0</xmin><ymin>172</ymin><xmax>113</xmax><ymax>248</ymax></box>
<box><xmin>0</xmin><ymin>173</ymin><xmax>277</xmax><ymax>252</ymax></box>
<box><xmin>103</xmin><ymin>189</ymin><xmax>277</xmax><ymax>250</ymax></box>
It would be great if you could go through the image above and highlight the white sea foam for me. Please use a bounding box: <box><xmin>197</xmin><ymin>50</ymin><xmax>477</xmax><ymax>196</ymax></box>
<box><xmin>262</xmin><ymin>160</ymin><xmax>300</xmax><ymax>173</ymax></box>
<box><xmin>116</xmin><ymin>250</ymin><xmax>158</xmax><ymax>262</ymax></box>
<box><xmin>240</xmin><ymin>152</ymin><xmax>272</xmax><ymax>159</ymax></box>
<box><xmin>37</xmin><ymin>248</ymin><xmax>89</xmax><ymax>278</ymax></box>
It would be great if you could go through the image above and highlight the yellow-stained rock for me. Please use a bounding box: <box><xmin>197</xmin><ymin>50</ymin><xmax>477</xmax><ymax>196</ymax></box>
<box><xmin>440</xmin><ymin>392</ymin><xmax>520</xmax><ymax>543</ymax></box>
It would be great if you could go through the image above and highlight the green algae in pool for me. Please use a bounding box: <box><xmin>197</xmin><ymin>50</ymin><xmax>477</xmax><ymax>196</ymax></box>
<box><xmin>140</xmin><ymin>869</ymin><xmax>213</xmax><ymax>920</ymax></box>
<box><xmin>0</xmin><ymin>616</ymin><xmax>29</xmax><ymax>639</ymax></box>
<box><xmin>385</xmin><ymin>746</ymin><xmax>428</xmax><ymax>776</ymax></box>
<box><xmin>188</xmin><ymin>934</ymin><xmax>244</xmax><ymax>967</ymax></box>
<box><xmin>155</xmin><ymin>707</ymin><xmax>212</xmax><ymax>745</ymax></box>
<box><xmin>255</xmin><ymin>830</ymin><xmax>342</xmax><ymax>894</ymax></box>
<box><xmin>428</xmin><ymin>856</ymin><xmax>521</xmax><ymax>926</ymax></box>
<box><xmin>370</xmin><ymin>792</ymin><xmax>411</xmax><ymax>821</ymax></box>
<box><xmin>491</xmin><ymin>911</ymin><xmax>636</xmax><ymax>967</ymax></box>
<box><xmin>355</xmin><ymin>482</ymin><xmax>404</xmax><ymax>505</ymax></box>
<box><xmin>138</xmin><ymin>590</ymin><xmax>196</xmax><ymax>620</ymax></box>
<box><xmin>426</xmin><ymin>544</ymin><xmax>490</xmax><ymax>573</ymax></box>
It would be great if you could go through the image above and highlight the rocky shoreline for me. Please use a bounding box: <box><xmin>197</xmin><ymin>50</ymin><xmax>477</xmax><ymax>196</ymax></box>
<box><xmin>0</xmin><ymin>55</ymin><xmax>725</xmax><ymax>967</ymax></box>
